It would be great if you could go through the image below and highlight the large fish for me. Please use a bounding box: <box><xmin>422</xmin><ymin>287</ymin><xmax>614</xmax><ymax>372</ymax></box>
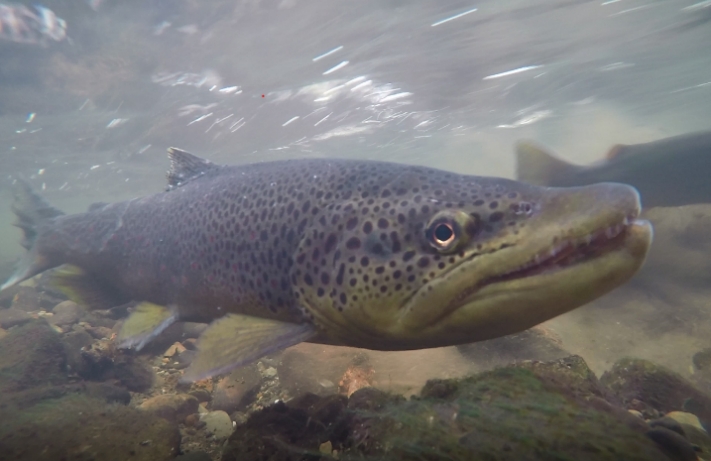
<box><xmin>0</xmin><ymin>148</ymin><xmax>652</xmax><ymax>381</ymax></box>
<box><xmin>516</xmin><ymin>130</ymin><xmax>711</xmax><ymax>208</ymax></box>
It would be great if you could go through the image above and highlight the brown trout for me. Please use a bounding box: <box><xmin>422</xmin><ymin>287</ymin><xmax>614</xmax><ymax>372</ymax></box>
<box><xmin>1</xmin><ymin>148</ymin><xmax>652</xmax><ymax>381</ymax></box>
<box><xmin>516</xmin><ymin>130</ymin><xmax>711</xmax><ymax>208</ymax></box>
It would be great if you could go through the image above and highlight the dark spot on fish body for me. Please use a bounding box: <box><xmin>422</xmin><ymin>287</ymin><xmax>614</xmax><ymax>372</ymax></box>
<box><xmin>324</xmin><ymin>233</ymin><xmax>338</xmax><ymax>253</ymax></box>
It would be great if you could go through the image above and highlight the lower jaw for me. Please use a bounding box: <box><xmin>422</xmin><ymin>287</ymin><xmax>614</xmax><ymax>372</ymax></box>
<box><xmin>454</xmin><ymin>220</ymin><xmax>650</xmax><ymax>307</ymax></box>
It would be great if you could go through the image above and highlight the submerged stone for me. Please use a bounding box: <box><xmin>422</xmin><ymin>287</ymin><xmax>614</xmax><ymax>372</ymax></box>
<box><xmin>0</xmin><ymin>320</ymin><xmax>68</xmax><ymax>394</ymax></box>
<box><xmin>601</xmin><ymin>357</ymin><xmax>711</xmax><ymax>426</ymax></box>
<box><xmin>222</xmin><ymin>355</ymin><xmax>671</xmax><ymax>461</ymax></box>
<box><xmin>0</xmin><ymin>394</ymin><xmax>179</xmax><ymax>461</ymax></box>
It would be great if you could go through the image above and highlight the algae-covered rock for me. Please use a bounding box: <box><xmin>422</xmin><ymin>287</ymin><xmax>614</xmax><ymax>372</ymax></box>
<box><xmin>0</xmin><ymin>394</ymin><xmax>179</xmax><ymax>461</ymax></box>
<box><xmin>140</xmin><ymin>393</ymin><xmax>199</xmax><ymax>423</ymax></box>
<box><xmin>222</xmin><ymin>356</ymin><xmax>671</xmax><ymax>461</ymax></box>
<box><xmin>0</xmin><ymin>320</ymin><xmax>68</xmax><ymax>393</ymax></box>
<box><xmin>221</xmin><ymin>393</ymin><xmax>351</xmax><ymax>461</ymax></box>
<box><xmin>601</xmin><ymin>357</ymin><xmax>711</xmax><ymax>425</ymax></box>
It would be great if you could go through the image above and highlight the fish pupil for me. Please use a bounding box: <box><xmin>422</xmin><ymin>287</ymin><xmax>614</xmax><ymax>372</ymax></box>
<box><xmin>434</xmin><ymin>223</ymin><xmax>454</xmax><ymax>244</ymax></box>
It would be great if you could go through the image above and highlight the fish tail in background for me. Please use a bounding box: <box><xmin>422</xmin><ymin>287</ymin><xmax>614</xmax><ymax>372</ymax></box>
<box><xmin>0</xmin><ymin>179</ymin><xmax>64</xmax><ymax>291</ymax></box>
<box><xmin>515</xmin><ymin>140</ymin><xmax>581</xmax><ymax>186</ymax></box>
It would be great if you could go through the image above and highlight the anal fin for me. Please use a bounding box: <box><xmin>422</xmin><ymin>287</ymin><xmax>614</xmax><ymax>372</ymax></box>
<box><xmin>181</xmin><ymin>314</ymin><xmax>316</xmax><ymax>382</ymax></box>
<box><xmin>118</xmin><ymin>302</ymin><xmax>179</xmax><ymax>351</ymax></box>
<box><xmin>50</xmin><ymin>264</ymin><xmax>131</xmax><ymax>310</ymax></box>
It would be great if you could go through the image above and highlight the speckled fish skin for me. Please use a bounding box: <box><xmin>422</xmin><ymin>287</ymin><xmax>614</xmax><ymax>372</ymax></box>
<box><xmin>2</xmin><ymin>149</ymin><xmax>652</xmax><ymax>358</ymax></box>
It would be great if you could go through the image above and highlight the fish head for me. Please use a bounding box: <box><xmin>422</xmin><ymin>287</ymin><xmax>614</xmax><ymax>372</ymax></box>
<box><xmin>292</xmin><ymin>167</ymin><xmax>652</xmax><ymax>350</ymax></box>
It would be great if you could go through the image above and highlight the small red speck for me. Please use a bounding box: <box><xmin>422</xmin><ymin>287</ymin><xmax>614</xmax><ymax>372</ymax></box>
<box><xmin>261</xmin><ymin>94</ymin><xmax>265</xmax><ymax>98</ymax></box>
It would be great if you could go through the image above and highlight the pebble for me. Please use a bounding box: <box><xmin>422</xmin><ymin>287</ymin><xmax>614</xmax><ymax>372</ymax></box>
<box><xmin>666</xmin><ymin>411</ymin><xmax>706</xmax><ymax>432</ymax></box>
<box><xmin>211</xmin><ymin>364</ymin><xmax>261</xmax><ymax>413</ymax></box>
<box><xmin>0</xmin><ymin>308</ymin><xmax>32</xmax><ymax>328</ymax></box>
<box><xmin>139</xmin><ymin>394</ymin><xmax>199</xmax><ymax>423</ymax></box>
<box><xmin>50</xmin><ymin>300</ymin><xmax>82</xmax><ymax>326</ymax></box>
<box><xmin>164</xmin><ymin>342</ymin><xmax>187</xmax><ymax>357</ymax></box>
<box><xmin>184</xmin><ymin>413</ymin><xmax>200</xmax><ymax>427</ymax></box>
<box><xmin>86</xmin><ymin>326</ymin><xmax>113</xmax><ymax>339</ymax></box>
<box><xmin>628</xmin><ymin>409</ymin><xmax>644</xmax><ymax>419</ymax></box>
<box><xmin>263</xmin><ymin>367</ymin><xmax>278</xmax><ymax>379</ymax></box>
<box><xmin>201</xmin><ymin>410</ymin><xmax>234</xmax><ymax>439</ymax></box>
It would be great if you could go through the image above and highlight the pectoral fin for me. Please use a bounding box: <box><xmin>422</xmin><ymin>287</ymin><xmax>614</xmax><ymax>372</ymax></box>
<box><xmin>118</xmin><ymin>302</ymin><xmax>179</xmax><ymax>351</ymax></box>
<box><xmin>181</xmin><ymin>314</ymin><xmax>317</xmax><ymax>382</ymax></box>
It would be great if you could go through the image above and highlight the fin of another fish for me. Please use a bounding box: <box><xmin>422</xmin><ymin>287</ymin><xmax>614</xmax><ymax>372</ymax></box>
<box><xmin>166</xmin><ymin>147</ymin><xmax>221</xmax><ymax>191</ymax></box>
<box><xmin>515</xmin><ymin>141</ymin><xmax>580</xmax><ymax>186</ymax></box>
<box><xmin>118</xmin><ymin>302</ymin><xmax>179</xmax><ymax>350</ymax></box>
<box><xmin>1</xmin><ymin>179</ymin><xmax>64</xmax><ymax>291</ymax></box>
<box><xmin>605</xmin><ymin>144</ymin><xmax>630</xmax><ymax>160</ymax></box>
<box><xmin>181</xmin><ymin>314</ymin><xmax>317</xmax><ymax>382</ymax></box>
<box><xmin>50</xmin><ymin>264</ymin><xmax>131</xmax><ymax>310</ymax></box>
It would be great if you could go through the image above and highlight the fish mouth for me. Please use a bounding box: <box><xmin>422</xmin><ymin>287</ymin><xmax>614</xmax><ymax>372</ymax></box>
<box><xmin>479</xmin><ymin>214</ymin><xmax>643</xmax><ymax>289</ymax></box>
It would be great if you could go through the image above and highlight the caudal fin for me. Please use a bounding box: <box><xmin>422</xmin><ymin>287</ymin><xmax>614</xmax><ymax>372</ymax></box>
<box><xmin>515</xmin><ymin>140</ymin><xmax>581</xmax><ymax>186</ymax></box>
<box><xmin>0</xmin><ymin>179</ymin><xmax>64</xmax><ymax>291</ymax></box>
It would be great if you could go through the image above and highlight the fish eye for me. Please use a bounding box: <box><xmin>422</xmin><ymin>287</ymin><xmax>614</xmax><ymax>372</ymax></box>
<box><xmin>426</xmin><ymin>210</ymin><xmax>476</xmax><ymax>253</ymax></box>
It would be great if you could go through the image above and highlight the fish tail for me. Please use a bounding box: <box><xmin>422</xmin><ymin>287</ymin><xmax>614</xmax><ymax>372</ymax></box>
<box><xmin>515</xmin><ymin>140</ymin><xmax>580</xmax><ymax>186</ymax></box>
<box><xmin>0</xmin><ymin>179</ymin><xmax>64</xmax><ymax>291</ymax></box>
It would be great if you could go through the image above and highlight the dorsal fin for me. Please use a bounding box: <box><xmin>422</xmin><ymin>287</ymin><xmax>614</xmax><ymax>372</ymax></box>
<box><xmin>87</xmin><ymin>202</ymin><xmax>108</xmax><ymax>212</ymax></box>
<box><xmin>514</xmin><ymin>140</ymin><xmax>581</xmax><ymax>186</ymax></box>
<box><xmin>605</xmin><ymin>144</ymin><xmax>630</xmax><ymax>160</ymax></box>
<box><xmin>166</xmin><ymin>147</ymin><xmax>221</xmax><ymax>191</ymax></box>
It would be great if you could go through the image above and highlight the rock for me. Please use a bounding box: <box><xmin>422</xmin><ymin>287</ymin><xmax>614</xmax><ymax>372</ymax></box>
<box><xmin>86</xmin><ymin>325</ymin><xmax>114</xmax><ymax>339</ymax></box>
<box><xmin>679</xmin><ymin>423</ymin><xmax>711</xmax><ymax>456</ymax></box>
<box><xmin>0</xmin><ymin>320</ymin><xmax>68</xmax><ymax>393</ymax></box>
<box><xmin>164</xmin><ymin>342</ymin><xmax>187</xmax><ymax>357</ymax></box>
<box><xmin>338</xmin><ymin>353</ymin><xmax>375</xmax><ymax>397</ymax></box>
<box><xmin>113</xmin><ymin>355</ymin><xmax>155</xmax><ymax>392</ymax></box>
<box><xmin>222</xmin><ymin>356</ymin><xmax>672</xmax><ymax>461</ymax></box>
<box><xmin>0</xmin><ymin>308</ymin><xmax>32</xmax><ymax>328</ymax></box>
<box><xmin>62</xmin><ymin>329</ymin><xmax>95</xmax><ymax>376</ymax></box>
<box><xmin>182</xmin><ymin>322</ymin><xmax>208</xmax><ymax>339</ymax></box>
<box><xmin>666</xmin><ymin>411</ymin><xmax>705</xmax><ymax>431</ymax></box>
<box><xmin>211</xmin><ymin>364</ymin><xmax>261</xmax><ymax>413</ymax></box>
<box><xmin>601</xmin><ymin>357</ymin><xmax>711</xmax><ymax>425</ymax></box>
<box><xmin>645</xmin><ymin>427</ymin><xmax>698</xmax><ymax>461</ymax></box>
<box><xmin>222</xmin><ymin>394</ymin><xmax>348</xmax><ymax>461</ymax></box>
<box><xmin>693</xmin><ymin>348</ymin><xmax>711</xmax><ymax>371</ymax></box>
<box><xmin>184</xmin><ymin>413</ymin><xmax>200</xmax><ymax>427</ymax></box>
<box><xmin>456</xmin><ymin>325</ymin><xmax>569</xmax><ymax>368</ymax></box>
<box><xmin>277</xmin><ymin>343</ymin><xmax>369</xmax><ymax>396</ymax></box>
<box><xmin>140</xmin><ymin>394</ymin><xmax>199</xmax><ymax>423</ymax></box>
<box><xmin>165</xmin><ymin>349</ymin><xmax>196</xmax><ymax>370</ymax></box>
<box><xmin>188</xmin><ymin>388</ymin><xmax>212</xmax><ymax>403</ymax></box>
<box><xmin>174</xmin><ymin>451</ymin><xmax>212</xmax><ymax>461</ymax></box>
<box><xmin>0</xmin><ymin>327</ymin><xmax>6</xmax><ymax>339</ymax></box>
<box><xmin>201</xmin><ymin>410</ymin><xmax>233</xmax><ymax>439</ymax></box>
<box><xmin>183</xmin><ymin>337</ymin><xmax>198</xmax><ymax>350</ymax></box>
<box><xmin>82</xmin><ymin>382</ymin><xmax>132</xmax><ymax>405</ymax></box>
<box><xmin>8</xmin><ymin>286</ymin><xmax>43</xmax><ymax>311</ymax></box>
<box><xmin>0</xmin><ymin>394</ymin><xmax>179</xmax><ymax>461</ymax></box>
<box><xmin>50</xmin><ymin>300</ymin><xmax>82</xmax><ymax>326</ymax></box>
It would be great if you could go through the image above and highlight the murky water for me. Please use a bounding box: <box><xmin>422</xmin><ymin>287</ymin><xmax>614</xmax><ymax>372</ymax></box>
<box><xmin>1</xmin><ymin>0</ymin><xmax>711</xmax><ymax>459</ymax></box>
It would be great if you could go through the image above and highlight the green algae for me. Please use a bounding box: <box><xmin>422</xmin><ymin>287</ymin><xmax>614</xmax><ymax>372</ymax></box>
<box><xmin>222</xmin><ymin>357</ymin><xmax>671</xmax><ymax>461</ymax></box>
<box><xmin>0</xmin><ymin>394</ymin><xmax>179</xmax><ymax>461</ymax></box>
